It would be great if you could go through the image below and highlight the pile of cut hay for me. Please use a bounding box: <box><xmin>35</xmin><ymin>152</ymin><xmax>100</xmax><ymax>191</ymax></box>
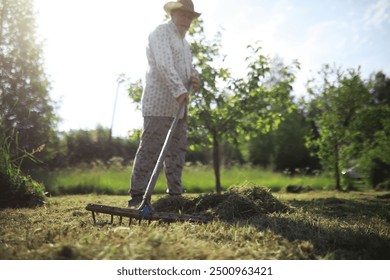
<box><xmin>152</xmin><ymin>184</ymin><xmax>289</xmax><ymax>221</ymax></box>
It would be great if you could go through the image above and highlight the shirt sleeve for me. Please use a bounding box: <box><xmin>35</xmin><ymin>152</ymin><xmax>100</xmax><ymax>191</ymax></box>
<box><xmin>148</xmin><ymin>26</ymin><xmax>188</xmax><ymax>99</ymax></box>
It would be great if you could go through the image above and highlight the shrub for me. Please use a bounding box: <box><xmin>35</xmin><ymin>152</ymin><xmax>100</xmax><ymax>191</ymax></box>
<box><xmin>0</xmin><ymin>136</ymin><xmax>46</xmax><ymax>208</ymax></box>
<box><xmin>376</xmin><ymin>180</ymin><xmax>390</xmax><ymax>191</ymax></box>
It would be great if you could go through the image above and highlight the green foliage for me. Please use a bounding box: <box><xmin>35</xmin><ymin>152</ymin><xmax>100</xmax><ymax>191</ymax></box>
<box><xmin>348</xmin><ymin>72</ymin><xmax>390</xmax><ymax>188</ymax></box>
<box><xmin>62</xmin><ymin>126</ymin><xmax>139</xmax><ymax>167</ymax></box>
<box><xmin>306</xmin><ymin>64</ymin><xmax>373</xmax><ymax>190</ymax></box>
<box><xmin>249</xmin><ymin>107</ymin><xmax>320</xmax><ymax>173</ymax></box>
<box><xmin>188</xmin><ymin>19</ymin><xmax>234</xmax><ymax>140</ymax></box>
<box><xmin>376</xmin><ymin>180</ymin><xmax>390</xmax><ymax>191</ymax></box>
<box><xmin>0</xmin><ymin>133</ymin><xmax>46</xmax><ymax>208</ymax></box>
<box><xmin>0</xmin><ymin>0</ymin><xmax>58</xmax><ymax>169</ymax></box>
<box><xmin>272</xmin><ymin>110</ymin><xmax>320</xmax><ymax>173</ymax></box>
<box><xmin>371</xmin><ymin>71</ymin><xmax>390</xmax><ymax>106</ymax></box>
<box><xmin>126</xmin><ymin>79</ymin><xmax>143</xmax><ymax>110</ymax></box>
<box><xmin>232</xmin><ymin>46</ymin><xmax>299</xmax><ymax>136</ymax></box>
<box><xmin>232</xmin><ymin>47</ymin><xmax>301</xmax><ymax>174</ymax></box>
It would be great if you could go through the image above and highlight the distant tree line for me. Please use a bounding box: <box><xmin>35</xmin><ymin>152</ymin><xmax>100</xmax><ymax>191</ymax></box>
<box><xmin>45</xmin><ymin>126</ymin><xmax>139</xmax><ymax>169</ymax></box>
<box><xmin>1</xmin><ymin>2</ymin><xmax>389</xmax><ymax>196</ymax></box>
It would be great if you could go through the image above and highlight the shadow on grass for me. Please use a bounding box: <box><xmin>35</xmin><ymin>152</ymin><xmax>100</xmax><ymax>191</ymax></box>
<box><xmin>253</xmin><ymin>215</ymin><xmax>390</xmax><ymax>259</ymax></box>
<box><xmin>153</xmin><ymin>187</ymin><xmax>390</xmax><ymax>259</ymax></box>
<box><xmin>245</xmin><ymin>195</ymin><xmax>390</xmax><ymax>259</ymax></box>
<box><xmin>286</xmin><ymin>196</ymin><xmax>390</xmax><ymax>222</ymax></box>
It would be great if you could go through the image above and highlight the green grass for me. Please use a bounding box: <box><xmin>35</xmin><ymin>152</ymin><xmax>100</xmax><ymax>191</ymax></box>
<box><xmin>35</xmin><ymin>165</ymin><xmax>335</xmax><ymax>195</ymax></box>
<box><xmin>0</xmin><ymin>136</ymin><xmax>46</xmax><ymax>208</ymax></box>
<box><xmin>220</xmin><ymin>166</ymin><xmax>333</xmax><ymax>190</ymax></box>
<box><xmin>1</xmin><ymin>188</ymin><xmax>389</xmax><ymax>260</ymax></box>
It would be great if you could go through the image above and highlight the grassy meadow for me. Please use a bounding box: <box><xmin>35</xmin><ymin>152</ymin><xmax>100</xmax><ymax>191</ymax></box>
<box><xmin>35</xmin><ymin>165</ymin><xmax>334</xmax><ymax>195</ymax></box>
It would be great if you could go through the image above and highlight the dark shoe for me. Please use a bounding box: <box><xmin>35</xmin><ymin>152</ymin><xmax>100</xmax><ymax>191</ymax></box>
<box><xmin>128</xmin><ymin>195</ymin><xmax>143</xmax><ymax>209</ymax></box>
<box><xmin>168</xmin><ymin>193</ymin><xmax>182</xmax><ymax>196</ymax></box>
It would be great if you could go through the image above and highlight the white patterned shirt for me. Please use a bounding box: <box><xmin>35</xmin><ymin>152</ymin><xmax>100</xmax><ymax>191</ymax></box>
<box><xmin>141</xmin><ymin>20</ymin><xmax>194</xmax><ymax>118</ymax></box>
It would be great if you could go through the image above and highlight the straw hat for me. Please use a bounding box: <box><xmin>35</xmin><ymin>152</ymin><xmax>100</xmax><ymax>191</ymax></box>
<box><xmin>164</xmin><ymin>0</ymin><xmax>201</xmax><ymax>18</ymax></box>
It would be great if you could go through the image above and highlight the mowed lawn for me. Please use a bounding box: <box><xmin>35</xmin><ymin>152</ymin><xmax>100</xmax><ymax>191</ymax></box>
<box><xmin>1</xmin><ymin>188</ymin><xmax>389</xmax><ymax>260</ymax></box>
<box><xmin>8</xmin><ymin>166</ymin><xmax>387</xmax><ymax>260</ymax></box>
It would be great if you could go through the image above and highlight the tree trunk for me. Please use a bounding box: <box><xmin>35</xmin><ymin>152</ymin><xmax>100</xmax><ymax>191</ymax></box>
<box><xmin>0</xmin><ymin>1</ymin><xmax>7</xmax><ymax>43</ymax></box>
<box><xmin>212</xmin><ymin>130</ymin><xmax>222</xmax><ymax>194</ymax></box>
<box><xmin>334</xmin><ymin>144</ymin><xmax>341</xmax><ymax>191</ymax></box>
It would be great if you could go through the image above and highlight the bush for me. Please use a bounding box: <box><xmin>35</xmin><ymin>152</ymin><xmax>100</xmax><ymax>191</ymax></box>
<box><xmin>0</xmin><ymin>136</ymin><xmax>46</xmax><ymax>208</ymax></box>
<box><xmin>369</xmin><ymin>159</ymin><xmax>390</xmax><ymax>188</ymax></box>
<box><xmin>359</xmin><ymin>156</ymin><xmax>390</xmax><ymax>188</ymax></box>
<box><xmin>376</xmin><ymin>180</ymin><xmax>390</xmax><ymax>191</ymax></box>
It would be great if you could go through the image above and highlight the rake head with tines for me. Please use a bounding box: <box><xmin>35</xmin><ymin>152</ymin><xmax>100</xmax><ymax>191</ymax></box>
<box><xmin>86</xmin><ymin>203</ymin><xmax>210</xmax><ymax>225</ymax></box>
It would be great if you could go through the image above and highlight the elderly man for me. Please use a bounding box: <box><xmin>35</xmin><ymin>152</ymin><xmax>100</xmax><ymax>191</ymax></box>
<box><xmin>128</xmin><ymin>0</ymin><xmax>201</xmax><ymax>208</ymax></box>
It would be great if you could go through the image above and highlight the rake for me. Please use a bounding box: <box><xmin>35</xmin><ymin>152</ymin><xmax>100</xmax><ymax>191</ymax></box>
<box><xmin>86</xmin><ymin>98</ymin><xmax>209</xmax><ymax>225</ymax></box>
<box><xmin>86</xmin><ymin>203</ymin><xmax>209</xmax><ymax>225</ymax></box>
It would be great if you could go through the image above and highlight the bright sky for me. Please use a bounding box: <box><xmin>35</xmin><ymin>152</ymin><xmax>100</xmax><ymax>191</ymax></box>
<box><xmin>34</xmin><ymin>0</ymin><xmax>390</xmax><ymax>137</ymax></box>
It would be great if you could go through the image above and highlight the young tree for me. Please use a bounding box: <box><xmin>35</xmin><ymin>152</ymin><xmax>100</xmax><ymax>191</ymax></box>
<box><xmin>244</xmin><ymin>55</ymin><xmax>310</xmax><ymax>172</ymax></box>
<box><xmin>188</xmin><ymin>19</ymin><xmax>236</xmax><ymax>193</ymax></box>
<box><xmin>0</xmin><ymin>0</ymin><xmax>57</xmax><ymax>167</ymax></box>
<box><xmin>232</xmin><ymin>45</ymin><xmax>299</xmax><ymax>138</ymax></box>
<box><xmin>306</xmin><ymin>64</ymin><xmax>372</xmax><ymax>190</ymax></box>
<box><xmin>189</xmin><ymin>25</ymin><xmax>299</xmax><ymax>193</ymax></box>
<box><xmin>348</xmin><ymin>72</ymin><xmax>390</xmax><ymax>188</ymax></box>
